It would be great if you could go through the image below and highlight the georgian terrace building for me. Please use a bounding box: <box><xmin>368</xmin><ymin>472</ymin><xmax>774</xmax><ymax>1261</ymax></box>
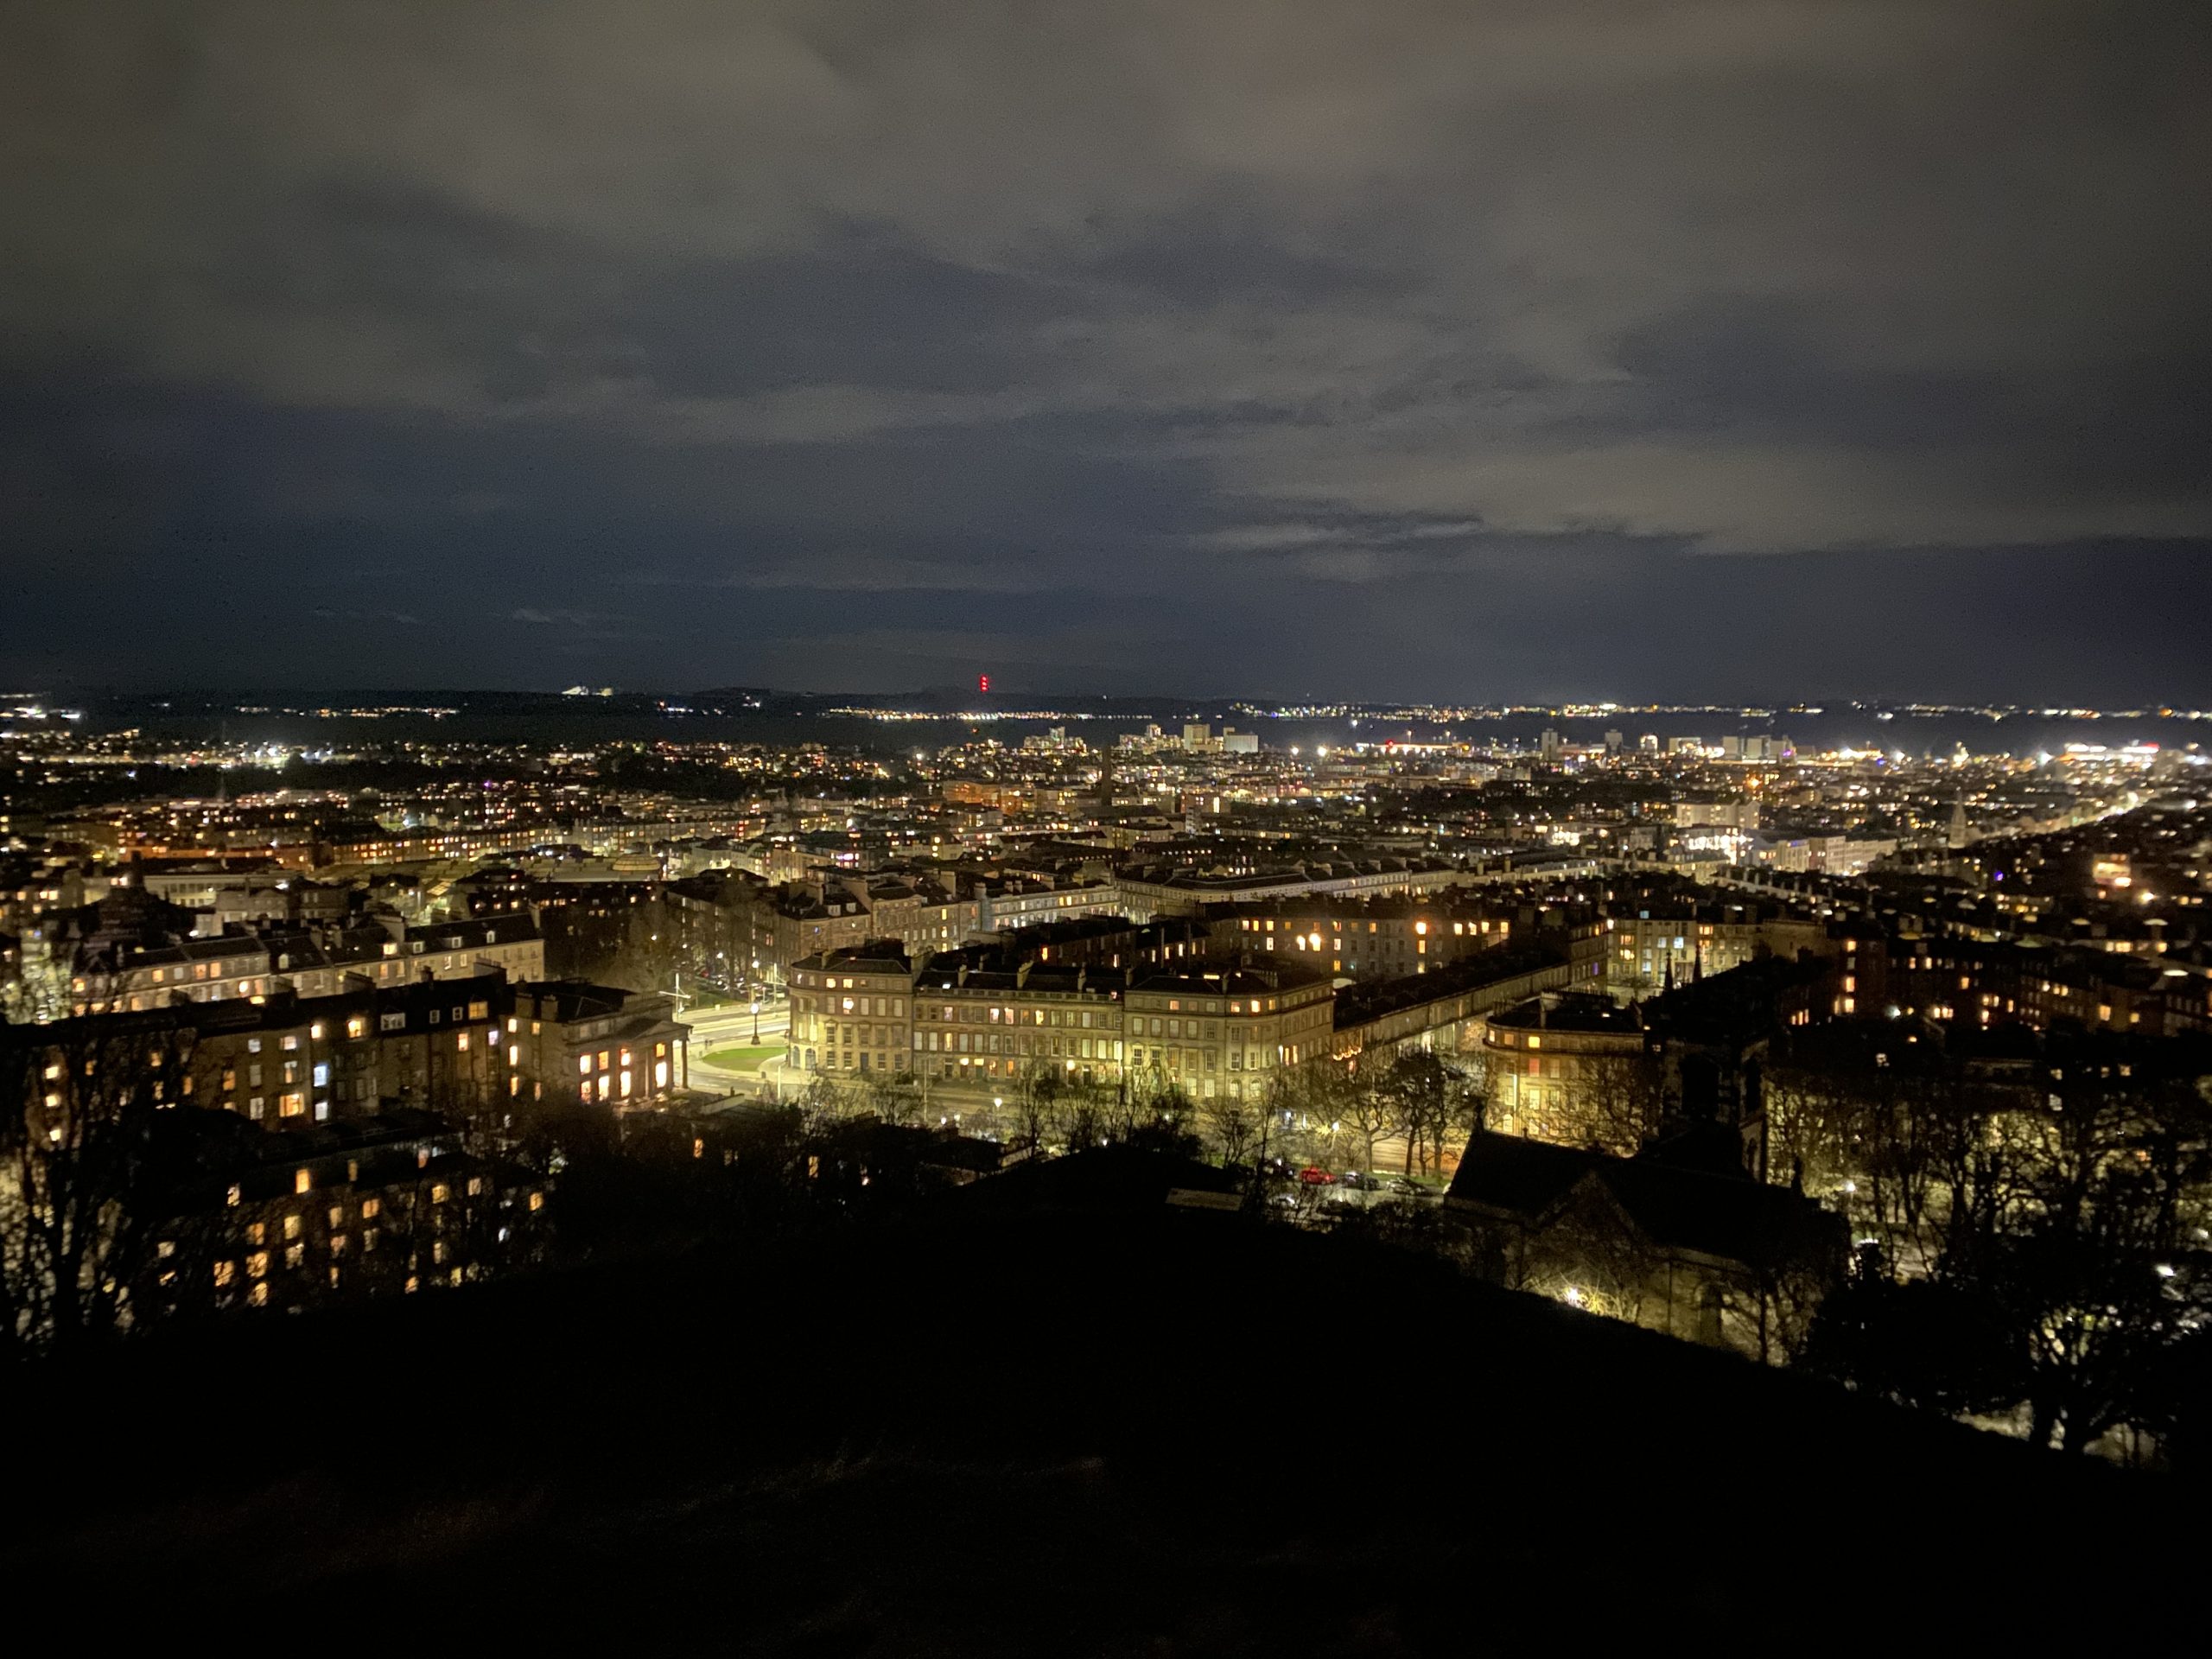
<box><xmin>664</xmin><ymin>865</ymin><xmax>1121</xmax><ymax>988</ymax></box>
<box><xmin>65</xmin><ymin>906</ymin><xmax>544</xmax><ymax>1015</ymax></box>
<box><xmin>1210</xmin><ymin>893</ymin><xmax>1522</xmax><ymax>981</ymax></box>
<box><xmin>785</xmin><ymin>941</ymin><xmax>1334</xmax><ymax>1101</ymax></box>
<box><xmin>1110</xmin><ymin>859</ymin><xmax>1465</xmax><ymax>925</ymax></box>
<box><xmin>1482</xmin><ymin>992</ymin><xmax>1655</xmax><ymax>1155</ymax></box>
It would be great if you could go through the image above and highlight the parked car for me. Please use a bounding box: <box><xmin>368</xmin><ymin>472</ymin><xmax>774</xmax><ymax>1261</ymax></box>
<box><xmin>1297</xmin><ymin>1166</ymin><xmax>1338</xmax><ymax>1186</ymax></box>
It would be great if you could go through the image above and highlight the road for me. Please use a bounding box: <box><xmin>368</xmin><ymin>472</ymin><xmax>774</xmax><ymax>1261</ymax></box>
<box><xmin>678</xmin><ymin>997</ymin><xmax>790</xmax><ymax>1096</ymax></box>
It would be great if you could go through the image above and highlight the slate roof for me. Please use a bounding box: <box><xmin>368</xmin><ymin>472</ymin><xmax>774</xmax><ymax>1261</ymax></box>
<box><xmin>1446</xmin><ymin>1130</ymin><xmax>1844</xmax><ymax>1273</ymax></box>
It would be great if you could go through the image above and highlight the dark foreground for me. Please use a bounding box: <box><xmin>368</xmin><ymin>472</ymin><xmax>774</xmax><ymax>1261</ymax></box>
<box><xmin>8</xmin><ymin>1154</ymin><xmax>2190</xmax><ymax>1650</ymax></box>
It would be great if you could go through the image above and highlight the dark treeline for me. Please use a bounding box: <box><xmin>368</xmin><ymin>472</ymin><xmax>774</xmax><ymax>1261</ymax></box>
<box><xmin>1768</xmin><ymin>1023</ymin><xmax>2212</xmax><ymax>1454</ymax></box>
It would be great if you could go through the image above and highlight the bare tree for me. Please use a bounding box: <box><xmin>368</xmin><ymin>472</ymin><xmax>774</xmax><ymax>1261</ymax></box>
<box><xmin>1569</xmin><ymin>1048</ymin><xmax>1669</xmax><ymax>1157</ymax></box>
<box><xmin>791</xmin><ymin>1074</ymin><xmax>861</xmax><ymax>1134</ymax></box>
<box><xmin>1529</xmin><ymin>1188</ymin><xmax>1662</xmax><ymax>1326</ymax></box>
<box><xmin>1058</xmin><ymin>1076</ymin><xmax>1107</xmax><ymax>1152</ymax></box>
<box><xmin>1765</xmin><ymin>1033</ymin><xmax>2040</xmax><ymax>1277</ymax></box>
<box><xmin>859</xmin><ymin>1068</ymin><xmax>925</xmax><ymax>1128</ymax></box>
<box><xmin>1199</xmin><ymin>1089</ymin><xmax>1258</xmax><ymax>1166</ymax></box>
<box><xmin>0</xmin><ymin>1014</ymin><xmax>201</xmax><ymax>1355</ymax></box>
<box><xmin>1993</xmin><ymin>1068</ymin><xmax>2212</xmax><ymax>1452</ymax></box>
<box><xmin>1777</xmin><ymin>1031</ymin><xmax>2212</xmax><ymax>1446</ymax></box>
<box><xmin>1329</xmin><ymin>1058</ymin><xmax>1402</xmax><ymax>1176</ymax></box>
<box><xmin>1379</xmin><ymin>1049</ymin><xmax>1465</xmax><ymax>1176</ymax></box>
<box><xmin>1010</xmin><ymin>1060</ymin><xmax>1065</xmax><ymax>1154</ymax></box>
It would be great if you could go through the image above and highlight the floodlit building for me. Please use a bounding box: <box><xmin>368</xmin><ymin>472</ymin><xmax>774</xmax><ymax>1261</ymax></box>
<box><xmin>784</xmin><ymin>941</ymin><xmax>1334</xmax><ymax>1100</ymax></box>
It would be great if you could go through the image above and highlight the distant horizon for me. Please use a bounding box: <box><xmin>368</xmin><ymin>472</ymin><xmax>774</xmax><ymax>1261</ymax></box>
<box><xmin>13</xmin><ymin>684</ymin><xmax>2212</xmax><ymax>719</ymax></box>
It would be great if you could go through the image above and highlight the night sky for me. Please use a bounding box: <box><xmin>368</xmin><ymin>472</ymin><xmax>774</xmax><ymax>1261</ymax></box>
<box><xmin>3</xmin><ymin>3</ymin><xmax>2208</xmax><ymax>702</ymax></box>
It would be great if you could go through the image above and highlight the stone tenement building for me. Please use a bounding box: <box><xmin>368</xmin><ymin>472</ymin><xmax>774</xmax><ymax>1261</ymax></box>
<box><xmin>1837</xmin><ymin>931</ymin><xmax>2212</xmax><ymax>1037</ymax></box>
<box><xmin>784</xmin><ymin>940</ymin><xmax>1334</xmax><ymax>1101</ymax></box>
<box><xmin>137</xmin><ymin>1111</ymin><xmax>553</xmax><ymax>1319</ymax></box>
<box><xmin>664</xmin><ymin>867</ymin><xmax>1116</xmax><ymax>985</ymax></box>
<box><xmin>1601</xmin><ymin>906</ymin><xmax>1830</xmax><ymax>996</ymax></box>
<box><xmin>55</xmin><ymin>893</ymin><xmax>544</xmax><ymax>1015</ymax></box>
<box><xmin>1209</xmin><ymin>893</ymin><xmax>1522</xmax><ymax>982</ymax></box>
<box><xmin>6</xmin><ymin>970</ymin><xmax>689</xmax><ymax>1132</ymax></box>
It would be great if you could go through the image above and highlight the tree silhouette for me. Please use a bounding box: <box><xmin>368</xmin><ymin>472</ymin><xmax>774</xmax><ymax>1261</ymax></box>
<box><xmin>0</xmin><ymin>1014</ymin><xmax>202</xmax><ymax>1354</ymax></box>
<box><xmin>1378</xmin><ymin>1048</ymin><xmax>1467</xmax><ymax>1175</ymax></box>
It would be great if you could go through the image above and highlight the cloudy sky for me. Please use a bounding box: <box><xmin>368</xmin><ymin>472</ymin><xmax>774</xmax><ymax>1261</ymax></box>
<box><xmin>3</xmin><ymin>2</ymin><xmax>2208</xmax><ymax>701</ymax></box>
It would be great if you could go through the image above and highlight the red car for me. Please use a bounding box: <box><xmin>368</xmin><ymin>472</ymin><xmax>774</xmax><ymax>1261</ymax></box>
<box><xmin>1296</xmin><ymin>1166</ymin><xmax>1338</xmax><ymax>1186</ymax></box>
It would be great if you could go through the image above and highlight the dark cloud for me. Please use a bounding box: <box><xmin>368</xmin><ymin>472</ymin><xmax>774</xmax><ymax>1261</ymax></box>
<box><xmin>2</xmin><ymin>2</ymin><xmax>2208</xmax><ymax>699</ymax></box>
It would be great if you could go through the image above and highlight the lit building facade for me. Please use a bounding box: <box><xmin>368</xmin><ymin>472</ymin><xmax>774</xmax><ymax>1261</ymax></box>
<box><xmin>512</xmin><ymin>982</ymin><xmax>692</xmax><ymax>1109</ymax></box>
<box><xmin>1482</xmin><ymin>994</ymin><xmax>1656</xmax><ymax>1154</ymax></box>
<box><xmin>68</xmin><ymin>913</ymin><xmax>545</xmax><ymax>1015</ymax></box>
<box><xmin>784</xmin><ymin>944</ymin><xmax>1335</xmax><ymax>1101</ymax></box>
<box><xmin>1218</xmin><ymin>896</ymin><xmax>1516</xmax><ymax>980</ymax></box>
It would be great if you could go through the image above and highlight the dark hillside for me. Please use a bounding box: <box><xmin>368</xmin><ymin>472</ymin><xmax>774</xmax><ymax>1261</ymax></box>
<box><xmin>7</xmin><ymin>1154</ymin><xmax>2186</xmax><ymax>1649</ymax></box>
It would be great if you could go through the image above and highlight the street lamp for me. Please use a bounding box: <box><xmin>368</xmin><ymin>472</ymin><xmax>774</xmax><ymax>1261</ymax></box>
<box><xmin>751</xmin><ymin>997</ymin><xmax>761</xmax><ymax>1045</ymax></box>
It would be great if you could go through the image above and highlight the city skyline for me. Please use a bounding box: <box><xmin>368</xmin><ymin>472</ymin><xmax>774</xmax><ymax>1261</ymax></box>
<box><xmin>5</xmin><ymin>3</ymin><xmax>2209</xmax><ymax>698</ymax></box>
<box><xmin>8</xmin><ymin>4</ymin><xmax>2209</xmax><ymax>1627</ymax></box>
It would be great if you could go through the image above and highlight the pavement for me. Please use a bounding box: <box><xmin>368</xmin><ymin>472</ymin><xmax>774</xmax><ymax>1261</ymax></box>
<box><xmin>678</xmin><ymin>997</ymin><xmax>790</xmax><ymax>1097</ymax></box>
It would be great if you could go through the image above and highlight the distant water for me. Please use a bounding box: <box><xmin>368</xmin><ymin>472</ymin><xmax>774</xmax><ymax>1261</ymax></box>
<box><xmin>89</xmin><ymin>705</ymin><xmax>2206</xmax><ymax>760</ymax></box>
